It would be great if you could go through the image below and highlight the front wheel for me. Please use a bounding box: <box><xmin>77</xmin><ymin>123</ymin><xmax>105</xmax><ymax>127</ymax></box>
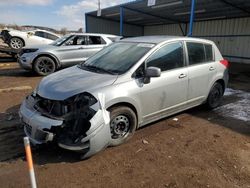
<box><xmin>33</xmin><ymin>56</ymin><xmax>56</xmax><ymax>76</ymax></box>
<box><xmin>206</xmin><ymin>82</ymin><xmax>223</xmax><ymax>109</ymax></box>
<box><xmin>109</xmin><ymin>106</ymin><xmax>137</xmax><ymax>146</ymax></box>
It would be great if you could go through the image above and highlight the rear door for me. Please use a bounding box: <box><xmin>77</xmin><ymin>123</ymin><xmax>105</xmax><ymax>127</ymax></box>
<box><xmin>185</xmin><ymin>41</ymin><xmax>216</xmax><ymax>107</ymax></box>
<box><xmin>86</xmin><ymin>36</ymin><xmax>107</xmax><ymax>57</ymax></box>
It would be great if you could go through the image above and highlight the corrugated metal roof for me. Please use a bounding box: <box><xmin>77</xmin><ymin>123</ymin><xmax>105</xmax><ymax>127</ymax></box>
<box><xmin>86</xmin><ymin>0</ymin><xmax>250</xmax><ymax>26</ymax></box>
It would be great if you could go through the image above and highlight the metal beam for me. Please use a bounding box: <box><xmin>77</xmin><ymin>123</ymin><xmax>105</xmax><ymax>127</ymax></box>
<box><xmin>178</xmin><ymin>24</ymin><xmax>185</xmax><ymax>36</ymax></box>
<box><xmin>122</xmin><ymin>6</ymin><xmax>182</xmax><ymax>24</ymax></box>
<box><xmin>85</xmin><ymin>14</ymin><xmax>143</xmax><ymax>27</ymax></box>
<box><xmin>188</xmin><ymin>0</ymin><xmax>196</xmax><ymax>36</ymax></box>
<box><xmin>85</xmin><ymin>14</ymin><xmax>88</xmax><ymax>33</ymax></box>
<box><xmin>219</xmin><ymin>0</ymin><xmax>250</xmax><ymax>15</ymax></box>
<box><xmin>120</xmin><ymin>7</ymin><xmax>124</xmax><ymax>36</ymax></box>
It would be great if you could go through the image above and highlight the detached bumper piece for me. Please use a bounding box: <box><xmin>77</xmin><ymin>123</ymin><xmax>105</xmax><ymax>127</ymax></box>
<box><xmin>19</xmin><ymin>92</ymin><xmax>111</xmax><ymax>158</ymax></box>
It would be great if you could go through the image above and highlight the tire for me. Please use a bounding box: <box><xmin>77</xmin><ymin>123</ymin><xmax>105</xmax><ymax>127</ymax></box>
<box><xmin>9</xmin><ymin>37</ymin><xmax>24</xmax><ymax>49</ymax></box>
<box><xmin>206</xmin><ymin>82</ymin><xmax>223</xmax><ymax>109</ymax></box>
<box><xmin>109</xmin><ymin>106</ymin><xmax>137</xmax><ymax>146</ymax></box>
<box><xmin>33</xmin><ymin>56</ymin><xmax>56</xmax><ymax>76</ymax></box>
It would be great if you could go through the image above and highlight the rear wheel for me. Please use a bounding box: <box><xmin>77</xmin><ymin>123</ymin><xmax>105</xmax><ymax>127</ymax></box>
<box><xmin>9</xmin><ymin>37</ymin><xmax>24</xmax><ymax>49</ymax></box>
<box><xmin>33</xmin><ymin>56</ymin><xmax>56</xmax><ymax>76</ymax></box>
<box><xmin>206</xmin><ymin>82</ymin><xmax>223</xmax><ymax>109</ymax></box>
<box><xmin>109</xmin><ymin>106</ymin><xmax>137</xmax><ymax>146</ymax></box>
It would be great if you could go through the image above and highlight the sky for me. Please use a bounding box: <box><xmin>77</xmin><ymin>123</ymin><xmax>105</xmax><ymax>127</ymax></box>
<box><xmin>0</xmin><ymin>0</ymin><xmax>133</xmax><ymax>30</ymax></box>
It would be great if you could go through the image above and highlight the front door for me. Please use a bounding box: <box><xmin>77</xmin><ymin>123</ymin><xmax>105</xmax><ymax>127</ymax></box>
<box><xmin>57</xmin><ymin>35</ymin><xmax>89</xmax><ymax>66</ymax></box>
<box><xmin>138</xmin><ymin>41</ymin><xmax>188</xmax><ymax>123</ymax></box>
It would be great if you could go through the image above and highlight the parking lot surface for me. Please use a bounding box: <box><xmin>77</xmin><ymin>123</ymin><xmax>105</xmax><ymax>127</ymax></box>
<box><xmin>0</xmin><ymin>53</ymin><xmax>249</xmax><ymax>188</ymax></box>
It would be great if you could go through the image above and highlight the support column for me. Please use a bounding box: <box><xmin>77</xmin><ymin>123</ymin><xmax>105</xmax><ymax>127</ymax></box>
<box><xmin>120</xmin><ymin>6</ymin><xmax>124</xmax><ymax>36</ymax></box>
<box><xmin>188</xmin><ymin>0</ymin><xmax>196</xmax><ymax>36</ymax></box>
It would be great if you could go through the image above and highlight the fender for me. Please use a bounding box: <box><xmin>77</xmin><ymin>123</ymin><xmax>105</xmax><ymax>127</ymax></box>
<box><xmin>32</xmin><ymin>52</ymin><xmax>61</xmax><ymax>68</ymax></box>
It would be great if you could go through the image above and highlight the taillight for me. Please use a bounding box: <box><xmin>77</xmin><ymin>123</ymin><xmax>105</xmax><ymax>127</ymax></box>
<box><xmin>220</xmin><ymin>59</ymin><xmax>229</xmax><ymax>68</ymax></box>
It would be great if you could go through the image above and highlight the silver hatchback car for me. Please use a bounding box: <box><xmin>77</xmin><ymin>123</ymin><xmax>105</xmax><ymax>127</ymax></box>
<box><xmin>18</xmin><ymin>33</ymin><xmax>119</xmax><ymax>75</ymax></box>
<box><xmin>19</xmin><ymin>36</ymin><xmax>229</xmax><ymax>158</ymax></box>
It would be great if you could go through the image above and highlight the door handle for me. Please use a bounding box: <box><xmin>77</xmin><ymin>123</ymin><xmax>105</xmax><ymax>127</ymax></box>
<box><xmin>179</xmin><ymin>73</ymin><xmax>187</xmax><ymax>79</ymax></box>
<box><xmin>209</xmin><ymin>66</ymin><xmax>215</xmax><ymax>71</ymax></box>
<box><xmin>78</xmin><ymin>47</ymin><xmax>84</xmax><ymax>49</ymax></box>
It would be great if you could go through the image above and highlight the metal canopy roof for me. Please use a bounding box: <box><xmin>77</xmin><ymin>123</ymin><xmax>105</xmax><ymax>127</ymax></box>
<box><xmin>86</xmin><ymin>0</ymin><xmax>250</xmax><ymax>26</ymax></box>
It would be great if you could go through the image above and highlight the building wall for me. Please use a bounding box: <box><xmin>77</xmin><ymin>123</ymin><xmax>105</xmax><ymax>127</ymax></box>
<box><xmin>86</xmin><ymin>15</ymin><xmax>143</xmax><ymax>37</ymax></box>
<box><xmin>144</xmin><ymin>17</ymin><xmax>250</xmax><ymax>64</ymax></box>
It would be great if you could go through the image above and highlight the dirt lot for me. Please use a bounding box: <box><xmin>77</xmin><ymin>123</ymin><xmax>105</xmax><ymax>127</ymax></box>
<box><xmin>0</xmin><ymin>53</ymin><xmax>249</xmax><ymax>188</ymax></box>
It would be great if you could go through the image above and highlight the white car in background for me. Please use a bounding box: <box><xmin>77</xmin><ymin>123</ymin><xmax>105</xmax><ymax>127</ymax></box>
<box><xmin>1</xmin><ymin>29</ymin><xmax>60</xmax><ymax>50</ymax></box>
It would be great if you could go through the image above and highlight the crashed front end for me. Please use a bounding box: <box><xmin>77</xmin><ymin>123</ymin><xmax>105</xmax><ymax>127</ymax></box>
<box><xmin>19</xmin><ymin>92</ymin><xmax>111</xmax><ymax>158</ymax></box>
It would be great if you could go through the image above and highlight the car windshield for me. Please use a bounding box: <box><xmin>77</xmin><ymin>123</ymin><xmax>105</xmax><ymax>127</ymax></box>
<box><xmin>79</xmin><ymin>42</ymin><xmax>154</xmax><ymax>75</ymax></box>
<box><xmin>51</xmin><ymin>35</ymin><xmax>72</xmax><ymax>46</ymax></box>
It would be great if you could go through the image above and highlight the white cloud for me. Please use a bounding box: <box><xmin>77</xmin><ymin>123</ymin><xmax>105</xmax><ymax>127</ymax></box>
<box><xmin>56</xmin><ymin>0</ymin><xmax>133</xmax><ymax>30</ymax></box>
<box><xmin>0</xmin><ymin>0</ymin><xmax>53</xmax><ymax>6</ymax></box>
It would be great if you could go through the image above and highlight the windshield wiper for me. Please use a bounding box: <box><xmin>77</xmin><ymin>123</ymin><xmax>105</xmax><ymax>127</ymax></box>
<box><xmin>81</xmin><ymin>64</ymin><xmax>117</xmax><ymax>75</ymax></box>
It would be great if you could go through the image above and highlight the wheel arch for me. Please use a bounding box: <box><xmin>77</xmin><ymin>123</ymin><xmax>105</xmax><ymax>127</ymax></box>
<box><xmin>10</xmin><ymin>36</ymin><xmax>25</xmax><ymax>47</ymax></box>
<box><xmin>107</xmin><ymin>102</ymin><xmax>139</xmax><ymax>129</ymax></box>
<box><xmin>32</xmin><ymin>53</ymin><xmax>60</xmax><ymax>69</ymax></box>
<box><xmin>215</xmin><ymin>79</ymin><xmax>226</xmax><ymax>93</ymax></box>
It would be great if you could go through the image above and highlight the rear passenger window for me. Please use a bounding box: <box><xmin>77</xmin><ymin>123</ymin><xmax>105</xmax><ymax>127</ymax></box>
<box><xmin>204</xmin><ymin>44</ymin><xmax>214</xmax><ymax>61</ymax></box>
<box><xmin>187</xmin><ymin>42</ymin><xmax>206</xmax><ymax>65</ymax></box>
<box><xmin>88</xmin><ymin>36</ymin><xmax>106</xmax><ymax>45</ymax></box>
<box><xmin>146</xmin><ymin>42</ymin><xmax>184</xmax><ymax>72</ymax></box>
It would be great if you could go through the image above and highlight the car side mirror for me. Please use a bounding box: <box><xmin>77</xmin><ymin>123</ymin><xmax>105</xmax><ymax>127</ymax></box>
<box><xmin>27</xmin><ymin>32</ymin><xmax>34</xmax><ymax>36</ymax></box>
<box><xmin>143</xmin><ymin>67</ymin><xmax>161</xmax><ymax>84</ymax></box>
<box><xmin>145</xmin><ymin>67</ymin><xmax>161</xmax><ymax>78</ymax></box>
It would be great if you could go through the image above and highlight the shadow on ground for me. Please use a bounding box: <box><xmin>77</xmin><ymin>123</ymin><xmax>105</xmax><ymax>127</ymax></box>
<box><xmin>0</xmin><ymin>68</ymin><xmax>39</xmax><ymax>77</ymax></box>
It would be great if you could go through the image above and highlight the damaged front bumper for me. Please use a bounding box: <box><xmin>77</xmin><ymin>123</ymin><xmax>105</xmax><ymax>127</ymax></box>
<box><xmin>19</xmin><ymin>93</ymin><xmax>111</xmax><ymax>158</ymax></box>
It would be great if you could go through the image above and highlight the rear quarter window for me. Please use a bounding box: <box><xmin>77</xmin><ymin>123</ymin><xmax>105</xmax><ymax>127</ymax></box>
<box><xmin>204</xmin><ymin>44</ymin><xmax>214</xmax><ymax>61</ymax></box>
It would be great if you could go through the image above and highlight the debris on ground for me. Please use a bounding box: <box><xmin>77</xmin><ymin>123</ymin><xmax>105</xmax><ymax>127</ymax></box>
<box><xmin>173</xmin><ymin>118</ymin><xmax>178</xmax><ymax>121</ymax></box>
<box><xmin>142</xmin><ymin>139</ymin><xmax>149</xmax><ymax>144</ymax></box>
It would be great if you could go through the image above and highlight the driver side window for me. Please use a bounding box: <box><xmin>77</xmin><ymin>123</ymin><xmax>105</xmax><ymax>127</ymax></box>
<box><xmin>146</xmin><ymin>42</ymin><xmax>184</xmax><ymax>72</ymax></box>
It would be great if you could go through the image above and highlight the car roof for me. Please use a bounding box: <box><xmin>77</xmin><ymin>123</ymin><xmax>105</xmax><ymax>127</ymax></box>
<box><xmin>32</xmin><ymin>29</ymin><xmax>60</xmax><ymax>36</ymax></box>
<box><xmin>121</xmin><ymin>35</ymin><xmax>213</xmax><ymax>44</ymax></box>
<box><xmin>69</xmin><ymin>33</ymin><xmax>119</xmax><ymax>37</ymax></box>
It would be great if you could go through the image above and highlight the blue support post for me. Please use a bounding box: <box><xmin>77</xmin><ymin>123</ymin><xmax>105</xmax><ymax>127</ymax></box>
<box><xmin>188</xmin><ymin>0</ymin><xmax>196</xmax><ymax>36</ymax></box>
<box><xmin>120</xmin><ymin>6</ymin><xmax>124</xmax><ymax>36</ymax></box>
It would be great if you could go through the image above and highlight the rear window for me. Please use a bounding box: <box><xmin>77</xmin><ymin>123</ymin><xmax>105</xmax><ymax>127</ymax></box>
<box><xmin>204</xmin><ymin>44</ymin><xmax>214</xmax><ymax>61</ymax></box>
<box><xmin>187</xmin><ymin>42</ymin><xmax>206</xmax><ymax>65</ymax></box>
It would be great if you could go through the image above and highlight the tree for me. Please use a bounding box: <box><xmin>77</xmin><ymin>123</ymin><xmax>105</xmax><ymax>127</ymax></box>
<box><xmin>60</xmin><ymin>27</ymin><xmax>67</xmax><ymax>35</ymax></box>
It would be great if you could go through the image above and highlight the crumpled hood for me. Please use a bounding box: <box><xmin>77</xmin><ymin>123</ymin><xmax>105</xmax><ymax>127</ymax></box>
<box><xmin>37</xmin><ymin>66</ymin><xmax>118</xmax><ymax>100</ymax></box>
